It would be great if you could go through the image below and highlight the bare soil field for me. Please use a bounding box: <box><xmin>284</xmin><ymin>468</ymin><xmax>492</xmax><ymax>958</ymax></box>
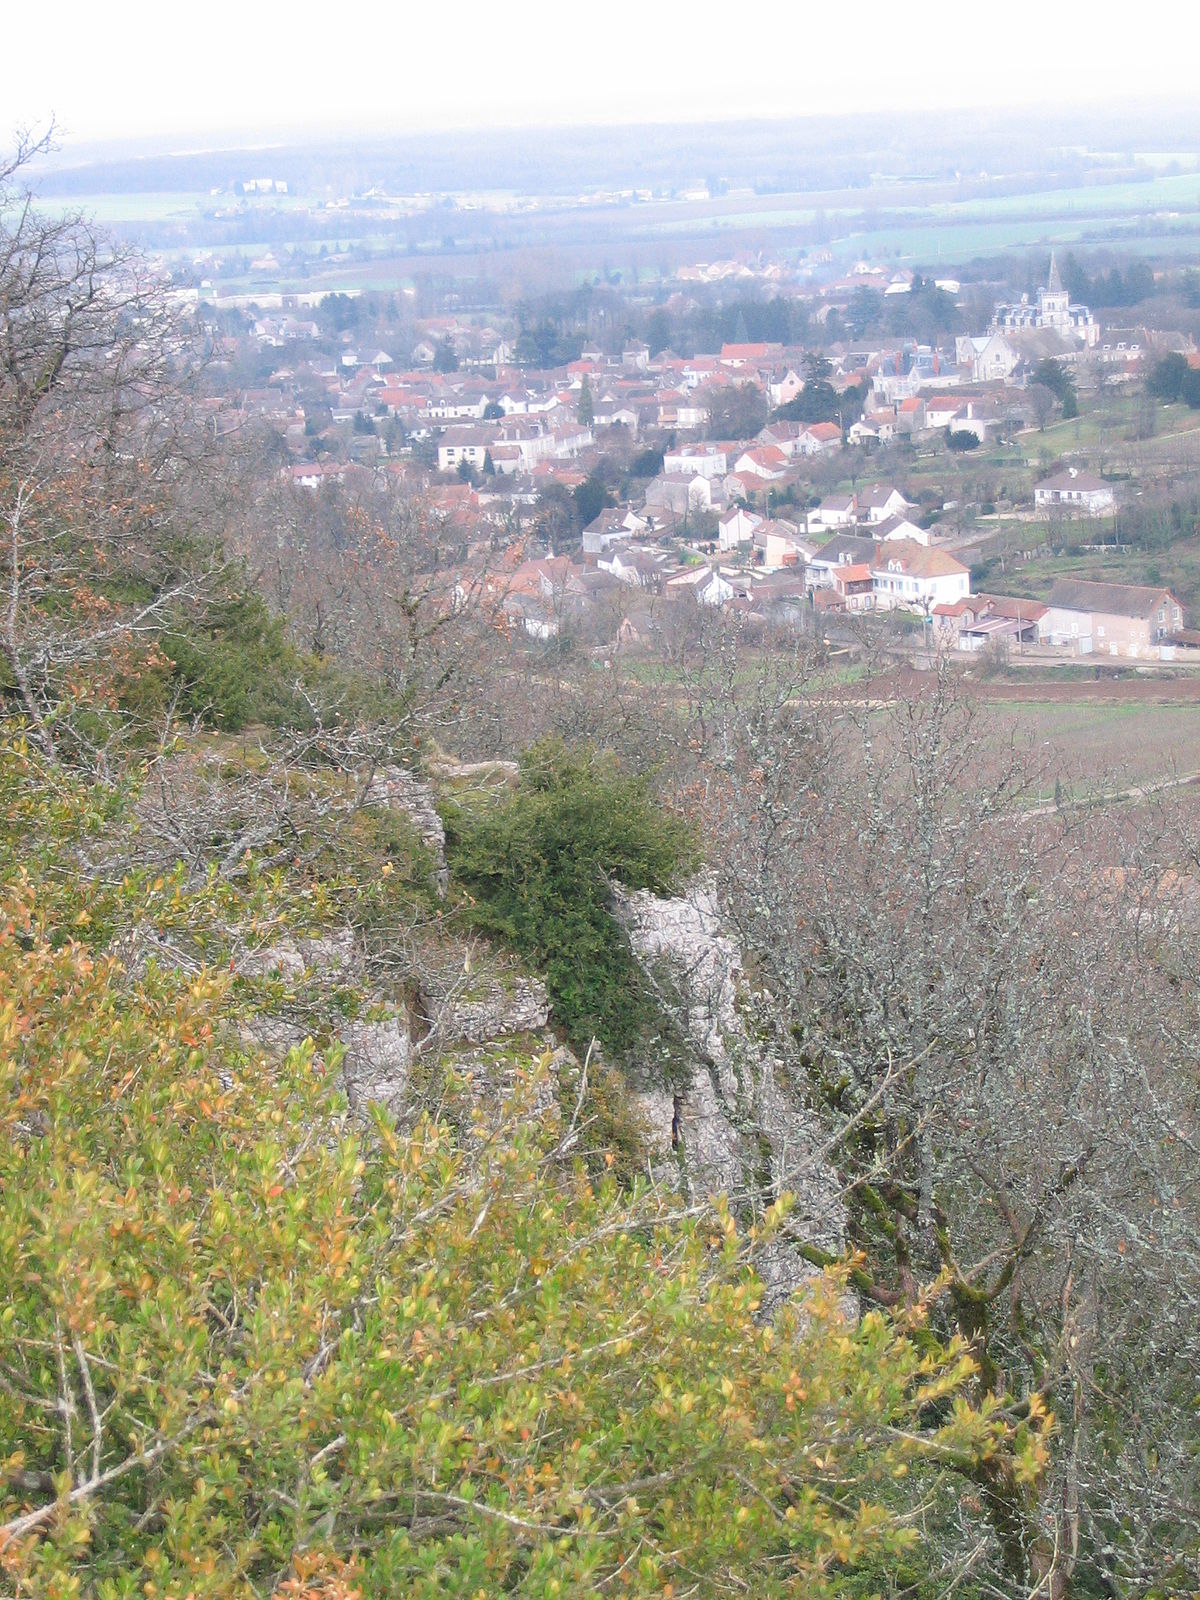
<box><xmin>854</xmin><ymin>663</ymin><xmax>1200</xmax><ymax>794</ymax></box>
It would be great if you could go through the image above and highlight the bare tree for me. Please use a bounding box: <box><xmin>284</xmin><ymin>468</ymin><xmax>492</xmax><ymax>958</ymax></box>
<box><xmin>0</xmin><ymin>125</ymin><xmax>221</xmax><ymax>762</ymax></box>
<box><xmin>681</xmin><ymin>639</ymin><xmax>1200</xmax><ymax>1597</ymax></box>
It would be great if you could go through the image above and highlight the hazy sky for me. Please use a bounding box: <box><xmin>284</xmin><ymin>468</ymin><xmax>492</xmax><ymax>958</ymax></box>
<box><xmin>8</xmin><ymin>0</ymin><xmax>1195</xmax><ymax>150</ymax></box>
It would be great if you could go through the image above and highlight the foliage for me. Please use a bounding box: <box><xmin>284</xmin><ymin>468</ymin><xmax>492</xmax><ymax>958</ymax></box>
<box><xmin>704</xmin><ymin>382</ymin><xmax>768</xmax><ymax>440</ymax></box>
<box><xmin>575</xmin><ymin>375</ymin><xmax>594</xmax><ymax>427</ymax></box>
<box><xmin>701</xmin><ymin>655</ymin><xmax>1200</xmax><ymax>1594</ymax></box>
<box><xmin>0</xmin><ymin>741</ymin><xmax>1038</xmax><ymax>1599</ymax></box>
<box><xmin>843</xmin><ymin>278</ymin><xmax>963</xmax><ymax>342</ymax></box>
<box><xmin>945</xmin><ymin>428</ymin><xmax>981</xmax><ymax>452</ymax></box>
<box><xmin>1146</xmin><ymin>352</ymin><xmax>1200</xmax><ymax>409</ymax></box>
<box><xmin>1061</xmin><ymin>254</ymin><xmax>1154</xmax><ymax>309</ymax></box>
<box><xmin>630</xmin><ymin>446</ymin><xmax>665</xmax><ymax>478</ymax></box>
<box><xmin>155</xmin><ymin>591</ymin><xmax>302</xmax><ymax>731</ymax></box>
<box><xmin>771</xmin><ymin>356</ymin><xmax>864</xmax><ymax>428</ymax></box>
<box><xmin>443</xmin><ymin>739</ymin><xmax>698</xmax><ymax>1069</ymax></box>
<box><xmin>0</xmin><ymin>130</ymin><xmax>232</xmax><ymax>765</ymax></box>
<box><xmin>1033</xmin><ymin>358</ymin><xmax>1078</xmax><ymax>420</ymax></box>
<box><xmin>572</xmin><ymin>474</ymin><xmax>613</xmax><ymax>530</ymax></box>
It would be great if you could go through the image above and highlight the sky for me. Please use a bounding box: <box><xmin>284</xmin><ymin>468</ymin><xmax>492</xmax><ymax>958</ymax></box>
<box><xmin>7</xmin><ymin>0</ymin><xmax>1197</xmax><ymax>152</ymax></box>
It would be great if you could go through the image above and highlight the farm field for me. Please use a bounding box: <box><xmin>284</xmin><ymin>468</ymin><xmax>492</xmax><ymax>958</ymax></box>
<box><xmin>975</xmin><ymin>694</ymin><xmax>1200</xmax><ymax>796</ymax></box>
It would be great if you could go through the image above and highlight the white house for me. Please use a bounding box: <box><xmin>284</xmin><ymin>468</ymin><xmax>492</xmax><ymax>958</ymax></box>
<box><xmin>955</xmin><ymin>333</ymin><xmax>1021</xmax><ymax>383</ymax></box>
<box><xmin>870</xmin><ymin>540</ymin><xmax>970</xmax><ymax>612</ymax></box>
<box><xmin>809</xmin><ymin>493</ymin><xmax>857</xmax><ymax>530</ymax></box>
<box><xmin>717</xmin><ymin>506</ymin><xmax>763</xmax><ymax>551</ymax></box>
<box><xmin>859</xmin><ymin>484</ymin><xmax>914</xmax><ymax>524</ymax></box>
<box><xmin>794</xmin><ymin>422</ymin><xmax>842</xmax><ymax>455</ymax></box>
<box><xmin>875</xmin><ymin>513</ymin><xmax>931</xmax><ymax>547</ymax></box>
<box><xmin>1034</xmin><ymin>468</ymin><xmax>1114</xmax><ymax>516</ymax></box>
<box><xmin>733</xmin><ymin>446</ymin><xmax>789</xmax><ymax>480</ymax></box>
<box><xmin>666</xmin><ymin>565</ymin><xmax>736</xmax><ymax>607</ymax></box>
<box><xmin>768</xmin><ymin>369</ymin><xmax>805</xmax><ymax>407</ymax></box>
<box><xmin>663</xmin><ymin>444</ymin><xmax>728</xmax><ymax>480</ymax></box>
<box><xmin>437</xmin><ymin>426</ymin><xmax>496</xmax><ymax>473</ymax></box>
<box><xmin>754</xmin><ymin>520</ymin><xmax>814</xmax><ymax>572</ymax></box>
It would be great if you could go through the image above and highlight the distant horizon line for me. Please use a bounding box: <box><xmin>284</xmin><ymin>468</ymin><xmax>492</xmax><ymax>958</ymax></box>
<box><xmin>28</xmin><ymin>94</ymin><xmax>1200</xmax><ymax>171</ymax></box>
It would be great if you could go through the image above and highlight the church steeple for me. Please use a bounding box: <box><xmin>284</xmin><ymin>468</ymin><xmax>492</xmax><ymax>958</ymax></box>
<box><xmin>1047</xmin><ymin>251</ymin><xmax>1063</xmax><ymax>294</ymax></box>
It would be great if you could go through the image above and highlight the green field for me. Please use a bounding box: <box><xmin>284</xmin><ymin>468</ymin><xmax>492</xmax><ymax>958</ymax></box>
<box><xmin>976</xmin><ymin>697</ymin><xmax>1200</xmax><ymax>794</ymax></box>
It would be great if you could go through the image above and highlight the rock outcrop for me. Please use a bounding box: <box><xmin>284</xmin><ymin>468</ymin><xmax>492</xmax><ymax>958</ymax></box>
<box><xmin>364</xmin><ymin>766</ymin><xmax>450</xmax><ymax>896</ymax></box>
<box><xmin>340</xmin><ymin>1014</ymin><xmax>412</xmax><ymax>1110</ymax></box>
<box><xmin>615</xmin><ymin>878</ymin><xmax>844</xmax><ymax>1308</ymax></box>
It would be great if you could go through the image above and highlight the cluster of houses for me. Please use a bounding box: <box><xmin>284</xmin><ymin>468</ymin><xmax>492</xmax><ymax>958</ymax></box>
<box><xmin>494</xmin><ymin>525</ymin><xmax>1188</xmax><ymax>663</ymax></box>
<box><xmin>192</xmin><ymin>250</ymin><xmax>1197</xmax><ymax>659</ymax></box>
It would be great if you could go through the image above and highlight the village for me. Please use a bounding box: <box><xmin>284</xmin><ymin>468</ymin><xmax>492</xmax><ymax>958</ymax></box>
<box><xmin>198</xmin><ymin>248</ymin><xmax>1200</xmax><ymax>665</ymax></box>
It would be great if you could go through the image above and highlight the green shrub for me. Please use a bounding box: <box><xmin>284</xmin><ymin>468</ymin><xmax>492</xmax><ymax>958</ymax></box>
<box><xmin>157</xmin><ymin>591</ymin><xmax>302</xmax><ymax>730</ymax></box>
<box><xmin>443</xmin><ymin>738</ymin><xmax>699</xmax><ymax>1074</ymax></box>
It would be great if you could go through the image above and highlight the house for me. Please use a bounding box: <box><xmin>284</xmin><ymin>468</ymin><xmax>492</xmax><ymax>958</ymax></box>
<box><xmin>720</xmin><ymin>341</ymin><xmax>782</xmax><ymax>368</ymax></box>
<box><xmin>644</xmin><ymin>472</ymin><xmax>715</xmax><ymax>516</ymax></box>
<box><xmin>757</xmin><ymin>419</ymin><xmax>806</xmax><ymax>456</ymax></box>
<box><xmin>1040</xmin><ymin>580</ymin><xmax>1184</xmax><ymax>657</ymax></box>
<box><xmin>583</xmin><ymin>507</ymin><xmax>650</xmax><ymax>556</ymax></box>
<box><xmin>922</xmin><ymin>395</ymin><xmax>968</xmax><ymax>429</ymax></box>
<box><xmin>717</xmin><ymin>506</ymin><xmax>763</xmax><ymax>551</ymax></box>
<box><xmin>1034</xmin><ymin>468</ymin><xmax>1114</xmax><ymax>516</ymax></box>
<box><xmin>848</xmin><ymin>411</ymin><xmax>896</xmax><ymax>446</ymax></box>
<box><xmin>437</xmin><ymin>425</ymin><xmax>494</xmax><ymax>472</ymax></box>
<box><xmin>753</xmin><ymin>519</ymin><xmax>814</xmax><ymax>571</ymax></box>
<box><xmin>896</xmin><ymin>396</ymin><xmax>927</xmax><ymax>434</ymax></box>
<box><xmin>287</xmin><ymin>461</ymin><xmax>346</xmax><ymax>490</ymax></box>
<box><xmin>932</xmin><ymin>594</ymin><xmax>1047</xmax><ymax>651</ymax></box>
<box><xmin>859</xmin><ymin>484</ymin><xmax>914</xmax><ymax>524</ymax></box>
<box><xmin>663</xmin><ymin>444</ymin><xmax>728</xmax><ymax>480</ymax></box>
<box><xmin>870</xmin><ymin>541</ymin><xmax>970</xmax><ymax>612</ymax></box>
<box><xmin>665</xmin><ymin>564</ymin><xmax>736</xmax><ymax>607</ymax></box>
<box><xmin>955</xmin><ymin>333</ymin><xmax>1021</xmax><ymax>384</ymax></box>
<box><xmin>830</xmin><ymin>561</ymin><xmax>875</xmax><ymax>612</ymax></box>
<box><xmin>502</xmin><ymin>593</ymin><xmax>559</xmax><ymax>640</ymax></box>
<box><xmin>809</xmin><ymin>493</ymin><xmax>857</xmax><ymax>531</ymax></box>
<box><xmin>874</xmin><ymin>513</ymin><xmax>931</xmax><ymax>547</ymax></box>
<box><xmin>733</xmin><ymin>446</ymin><xmax>789</xmax><ymax>480</ymax></box>
<box><xmin>806</xmin><ymin>532</ymin><xmax>878</xmax><ymax>589</ymax></box>
<box><xmin>768</xmin><ymin>369</ymin><xmax>804</xmax><ymax>408</ymax></box>
<box><xmin>598</xmin><ymin>546</ymin><xmax>672</xmax><ymax>589</ymax></box>
<box><xmin>794</xmin><ymin>422</ymin><xmax>842</xmax><ymax>456</ymax></box>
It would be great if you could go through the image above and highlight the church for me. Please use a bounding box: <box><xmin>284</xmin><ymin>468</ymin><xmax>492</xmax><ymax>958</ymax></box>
<box><xmin>991</xmin><ymin>254</ymin><xmax>1099</xmax><ymax>347</ymax></box>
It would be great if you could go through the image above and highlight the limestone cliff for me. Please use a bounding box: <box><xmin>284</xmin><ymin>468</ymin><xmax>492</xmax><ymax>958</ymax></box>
<box><xmin>614</xmin><ymin>878</ymin><xmax>844</xmax><ymax>1308</ymax></box>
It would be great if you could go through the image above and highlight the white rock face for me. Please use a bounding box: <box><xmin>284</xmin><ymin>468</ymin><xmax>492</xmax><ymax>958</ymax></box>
<box><xmin>237</xmin><ymin>929</ymin><xmax>357</xmax><ymax>981</ymax></box>
<box><xmin>426</xmin><ymin>973</ymin><xmax>552</xmax><ymax>1045</ymax></box>
<box><xmin>615</xmin><ymin>878</ymin><xmax>844</xmax><ymax>1307</ymax></box>
<box><xmin>339</xmin><ymin>1015</ymin><xmax>412</xmax><ymax>1111</ymax></box>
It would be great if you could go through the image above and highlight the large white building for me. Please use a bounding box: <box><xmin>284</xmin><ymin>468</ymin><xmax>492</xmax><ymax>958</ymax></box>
<box><xmin>991</xmin><ymin>254</ymin><xmax>1099</xmax><ymax>348</ymax></box>
<box><xmin>870</xmin><ymin>540</ymin><xmax>971</xmax><ymax>612</ymax></box>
